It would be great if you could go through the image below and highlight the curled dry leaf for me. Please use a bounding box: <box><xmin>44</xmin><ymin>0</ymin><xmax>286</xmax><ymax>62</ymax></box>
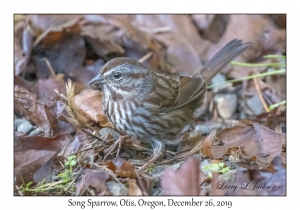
<box><xmin>200</xmin><ymin>129</ymin><xmax>216</xmax><ymax>158</ymax></box>
<box><xmin>115</xmin><ymin>160</ymin><xmax>137</xmax><ymax>178</ymax></box>
<box><xmin>161</xmin><ymin>157</ymin><xmax>200</xmax><ymax>195</ymax></box>
<box><xmin>14</xmin><ymin>85</ymin><xmax>57</xmax><ymax>135</ymax></box>
<box><xmin>74</xmin><ymin>89</ymin><xmax>112</xmax><ymax>127</ymax></box>
<box><xmin>109</xmin><ymin>158</ymin><xmax>137</xmax><ymax>178</ymax></box>
<box><xmin>208</xmin><ymin>124</ymin><xmax>285</xmax><ymax>167</ymax></box>
<box><xmin>30</xmin><ymin>15</ymin><xmax>83</xmax><ymax>47</ymax></box>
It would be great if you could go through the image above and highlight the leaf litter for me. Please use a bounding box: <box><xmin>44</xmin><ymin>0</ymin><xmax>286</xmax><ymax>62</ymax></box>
<box><xmin>14</xmin><ymin>14</ymin><xmax>286</xmax><ymax>196</ymax></box>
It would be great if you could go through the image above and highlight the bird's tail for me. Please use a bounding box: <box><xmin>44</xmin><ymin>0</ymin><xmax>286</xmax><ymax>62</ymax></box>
<box><xmin>194</xmin><ymin>39</ymin><xmax>251</xmax><ymax>83</ymax></box>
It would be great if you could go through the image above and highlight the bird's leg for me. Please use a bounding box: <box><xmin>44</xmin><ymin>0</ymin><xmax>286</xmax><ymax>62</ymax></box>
<box><xmin>103</xmin><ymin>135</ymin><xmax>131</xmax><ymax>161</ymax></box>
<box><xmin>138</xmin><ymin>140</ymin><xmax>165</xmax><ymax>171</ymax></box>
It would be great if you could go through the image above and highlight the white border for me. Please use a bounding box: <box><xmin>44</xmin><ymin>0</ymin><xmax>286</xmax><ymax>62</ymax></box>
<box><xmin>4</xmin><ymin>0</ymin><xmax>295</xmax><ymax>208</ymax></box>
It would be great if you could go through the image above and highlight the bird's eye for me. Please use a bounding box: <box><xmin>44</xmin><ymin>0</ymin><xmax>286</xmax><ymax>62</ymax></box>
<box><xmin>113</xmin><ymin>72</ymin><xmax>122</xmax><ymax>80</ymax></box>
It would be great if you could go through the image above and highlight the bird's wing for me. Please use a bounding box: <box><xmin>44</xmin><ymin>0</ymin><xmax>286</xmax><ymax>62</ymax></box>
<box><xmin>144</xmin><ymin>71</ymin><xmax>206</xmax><ymax>113</ymax></box>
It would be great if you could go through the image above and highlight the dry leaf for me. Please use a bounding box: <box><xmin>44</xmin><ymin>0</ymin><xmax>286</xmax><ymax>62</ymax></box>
<box><xmin>211</xmin><ymin>124</ymin><xmax>286</xmax><ymax>167</ymax></box>
<box><xmin>76</xmin><ymin>168</ymin><xmax>111</xmax><ymax>195</ymax></box>
<box><xmin>74</xmin><ymin>89</ymin><xmax>112</xmax><ymax>127</ymax></box>
<box><xmin>15</xmin><ymin>149</ymin><xmax>55</xmax><ymax>186</ymax></box>
<box><xmin>161</xmin><ymin>157</ymin><xmax>200</xmax><ymax>195</ymax></box>
<box><xmin>14</xmin><ymin>85</ymin><xmax>57</xmax><ymax>135</ymax></box>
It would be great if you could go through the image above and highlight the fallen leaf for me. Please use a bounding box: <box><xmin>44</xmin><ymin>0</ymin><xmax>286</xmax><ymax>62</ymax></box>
<box><xmin>161</xmin><ymin>157</ymin><xmax>200</xmax><ymax>195</ymax></box>
<box><xmin>14</xmin><ymin>133</ymin><xmax>71</xmax><ymax>153</ymax></box>
<box><xmin>211</xmin><ymin>124</ymin><xmax>286</xmax><ymax>167</ymax></box>
<box><xmin>132</xmin><ymin>15</ymin><xmax>206</xmax><ymax>76</ymax></box>
<box><xmin>81</xmin><ymin>23</ymin><xmax>125</xmax><ymax>56</ymax></box>
<box><xmin>14</xmin><ymin>85</ymin><xmax>57</xmax><ymax>135</ymax></box>
<box><xmin>74</xmin><ymin>89</ymin><xmax>112</xmax><ymax>127</ymax></box>
<box><xmin>37</xmin><ymin>75</ymin><xmax>66</xmax><ymax>103</ymax></box>
<box><xmin>113</xmin><ymin>158</ymin><xmax>137</xmax><ymax>178</ymax></box>
<box><xmin>76</xmin><ymin>168</ymin><xmax>111</xmax><ymax>195</ymax></box>
<box><xmin>15</xmin><ymin>149</ymin><xmax>55</xmax><ymax>186</ymax></box>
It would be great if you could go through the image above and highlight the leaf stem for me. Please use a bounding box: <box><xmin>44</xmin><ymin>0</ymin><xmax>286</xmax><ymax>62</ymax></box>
<box><xmin>207</xmin><ymin>69</ymin><xmax>286</xmax><ymax>89</ymax></box>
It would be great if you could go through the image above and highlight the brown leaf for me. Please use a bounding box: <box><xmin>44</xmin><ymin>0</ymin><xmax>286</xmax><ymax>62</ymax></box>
<box><xmin>14</xmin><ymin>149</ymin><xmax>55</xmax><ymax>186</ymax></box>
<box><xmin>74</xmin><ymin>89</ymin><xmax>112</xmax><ymax>127</ymax></box>
<box><xmin>200</xmin><ymin>129</ymin><xmax>216</xmax><ymax>158</ymax></box>
<box><xmin>81</xmin><ymin>24</ymin><xmax>125</xmax><ymax>56</ymax></box>
<box><xmin>211</xmin><ymin>124</ymin><xmax>286</xmax><ymax>167</ymax></box>
<box><xmin>14</xmin><ymin>133</ymin><xmax>71</xmax><ymax>153</ymax></box>
<box><xmin>128</xmin><ymin>179</ymin><xmax>143</xmax><ymax>195</ymax></box>
<box><xmin>29</xmin><ymin>15</ymin><xmax>86</xmax><ymax>79</ymax></box>
<box><xmin>103</xmin><ymin>15</ymin><xmax>151</xmax><ymax>50</ymax></box>
<box><xmin>192</xmin><ymin>15</ymin><xmax>229</xmax><ymax>43</ymax></box>
<box><xmin>14</xmin><ymin>75</ymin><xmax>36</xmax><ymax>93</ymax></box>
<box><xmin>60</xmin><ymin>132</ymin><xmax>83</xmax><ymax>157</ymax></box>
<box><xmin>30</xmin><ymin>15</ymin><xmax>83</xmax><ymax>47</ymax></box>
<box><xmin>104</xmin><ymin>160</ymin><xmax>117</xmax><ymax>172</ymax></box>
<box><xmin>132</xmin><ymin>15</ymin><xmax>206</xmax><ymax>76</ymax></box>
<box><xmin>76</xmin><ymin>168</ymin><xmax>111</xmax><ymax>195</ymax></box>
<box><xmin>14</xmin><ymin>86</ymin><xmax>57</xmax><ymax>135</ymax></box>
<box><xmin>113</xmin><ymin>158</ymin><xmax>137</xmax><ymax>178</ymax></box>
<box><xmin>133</xmin><ymin>15</ymin><xmax>209</xmax><ymax>58</ymax></box>
<box><xmin>37</xmin><ymin>75</ymin><xmax>66</xmax><ymax>103</ymax></box>
<box><xmin>205</xmin><ymin>15</ymin><xmax>286</xmax><ymax>78</ymax></box>
<box><xmin>161</xmin><ymin>157</ymin><xmax>200</xmax><ymax>195</ymax></box>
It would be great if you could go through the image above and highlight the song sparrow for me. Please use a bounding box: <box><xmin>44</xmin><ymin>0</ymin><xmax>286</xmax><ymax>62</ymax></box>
<box><xmin>89</xmin><ymin>39</ymin><xmax>251</xmax><ymax>170</ymax></box>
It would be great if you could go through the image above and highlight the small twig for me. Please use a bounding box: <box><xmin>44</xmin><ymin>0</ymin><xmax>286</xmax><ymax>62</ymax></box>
<box><xmin>263</xmin><ymin>55</ymin><xmax>286</xmax><ymax>59</ymax></box>
<box><xmin>103</xmin><ymin>135</ymin><xmax>130</xmax><ymax>161</ymax></box>
<box><xmin>253</xmin><ymin>77</ymin><xmax>269</xmax><ymax>112</ymax></box>
<box><xmin>138</xmin><ymin>52</ymin><xmax>153</xmax><ymax>63</ymax></box>
<box><xmin>92</xmin><ymin>163</ymin><xmax>121</xmax><ymax>183</ymax></box>
<box><xmin>269</xmin><ymin>100</ymin><xmax>286</xmax><ymax>111</ymax></box>
<box><xmin>139</xmin><ymin>26</ymin><xmax>171</xmax><ymax>34</ymax></box>
<box><xmin>42</xmin><ymin>58</ymin><xmax>56</xmax><ymax>78</ymax></box>
<box><xmin>230</xmin><ymin>61</ymin><xmax>285</xmax><ymax>67</ymax></box>
<box><xmin>15</xmin><ymin>185</ymin><xmax>24</xmax><ymax>196</ymax></box>
<box><xmin>81</xmin><ymin>129</ymin><xmax>104</xmax><ymax>142</ymax></box>
<box><xmin>207</xmin><ymin>69</ymin><xmax>286</xmax><ymax>89</ymax></box>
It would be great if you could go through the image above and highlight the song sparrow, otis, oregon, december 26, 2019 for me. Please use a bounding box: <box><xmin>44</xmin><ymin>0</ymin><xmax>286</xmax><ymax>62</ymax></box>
<box><xmin>89</xmin><ymin>39</ymin><xmax>251</xmax><ymax>170</ymax></box>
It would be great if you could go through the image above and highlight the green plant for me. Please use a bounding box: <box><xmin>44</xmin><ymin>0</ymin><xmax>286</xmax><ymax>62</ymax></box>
<box><xmin>203</xmin><ymin>162</ymin><xmax>230</xmax><ymax>178</ymax></box>
<box><xmin>19</xmin><ymin>155</ymin><xmax>77</xmax><ymax>194</ymax></box>
<box><xmin>57</xmin><ymin>155</ymin><xmax>77</xmax><ymax>183</ymax></box>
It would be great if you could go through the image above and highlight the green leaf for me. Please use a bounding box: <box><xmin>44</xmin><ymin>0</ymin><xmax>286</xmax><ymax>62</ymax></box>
<box><xmin>69</xmin><ymin>160</ymin><xmax>76</xmax><ymax>166</ymax></box>
<box><xmin>26</xmin><ymin>181</ymin><xmax>33</xmax><ymax>188</ymax></box>
<box><xmin>67</xmin><ymin>155</ymin><xmax>76</xmax><ymax>161</ymax></box>
<box><xmin>218</xmin><ymin>162</ymin><xmax>225</xmax><ymax>168</ymax></box>
<box><xmin>219</xmin><ymin>167</ymin><xmax>230</xmax><ymax>174</ymax></box>
<box><xmin>57</xmin><ymin>173</ymin><xmax>68</xmax><ymax>178</ymax></box>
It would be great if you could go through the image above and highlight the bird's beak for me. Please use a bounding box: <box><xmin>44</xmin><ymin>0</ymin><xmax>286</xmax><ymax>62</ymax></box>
<box><xmin>89</xmin><ymin>74</ymin><xmax>107</xmax><ymax>90</ymax></box>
